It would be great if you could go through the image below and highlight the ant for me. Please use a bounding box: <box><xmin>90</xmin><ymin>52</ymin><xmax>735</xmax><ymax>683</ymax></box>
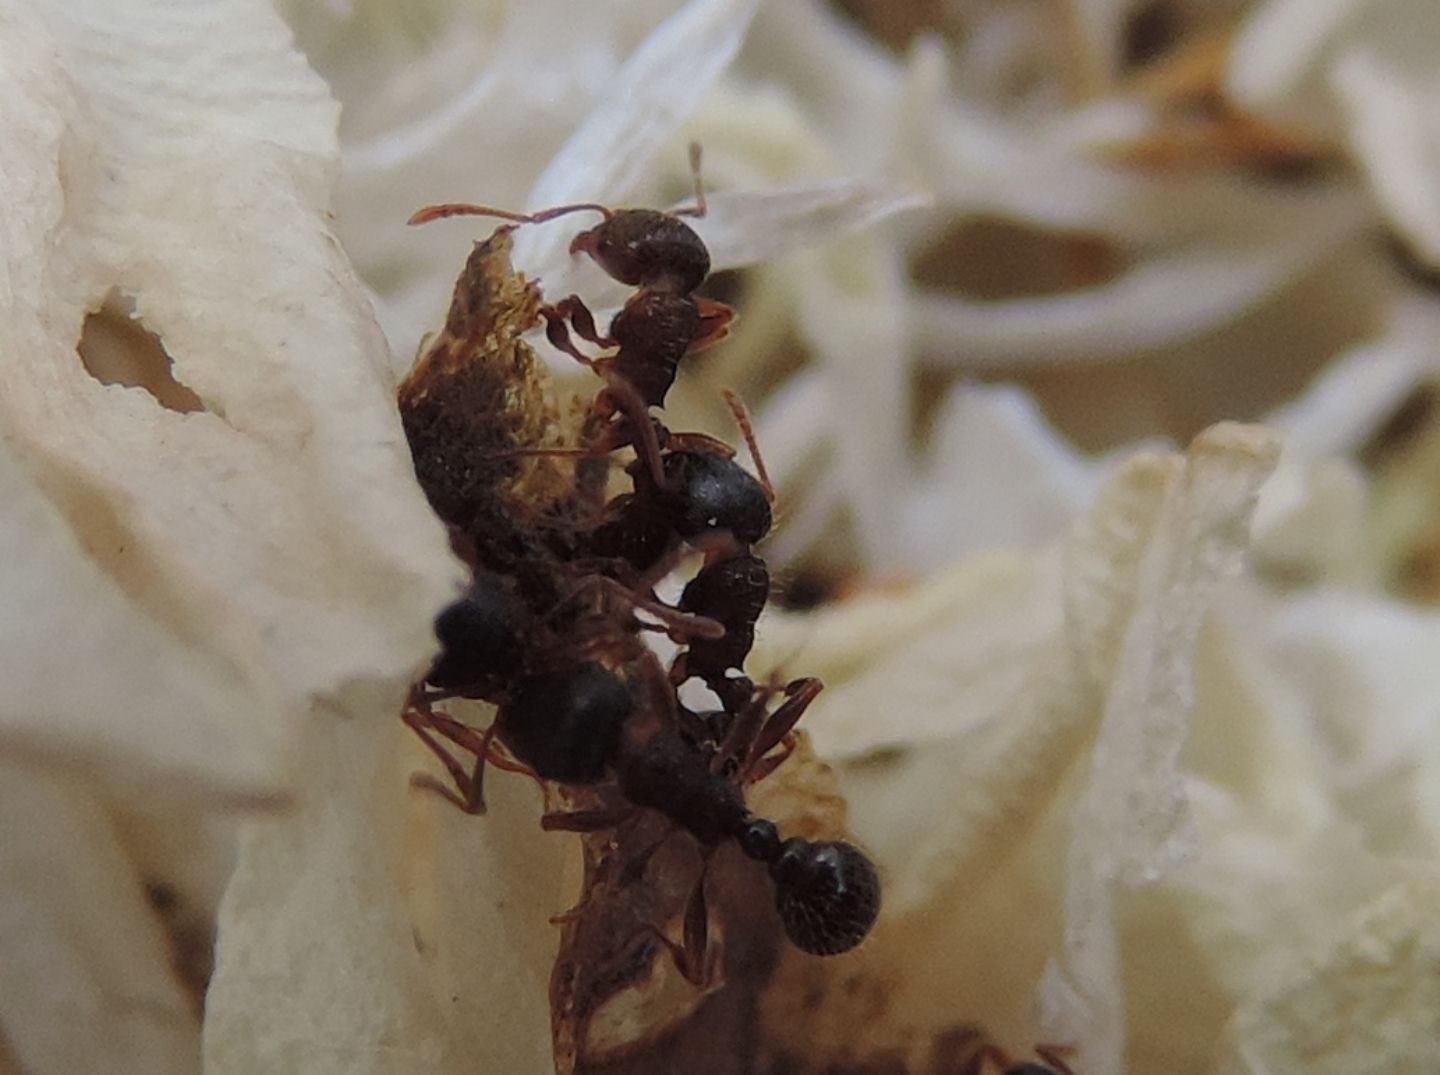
<box><xmin>409</xmin><ymin>142</ymin><xmax>732</xmax><ymax>412</ymax></box>
<box><xmin>543</xmin><ymin>653</ymin><xmax>880</xmax><ymax>973</ymax></box>
<box><xmin>408</xmin><ymin>579</ymin><xmax>879</xmax><ymax>971</ymax></box>
<box><xmin>409</xmin><ymin>144</ymin><xmax>735</xmax><ymax>493</ymax></box>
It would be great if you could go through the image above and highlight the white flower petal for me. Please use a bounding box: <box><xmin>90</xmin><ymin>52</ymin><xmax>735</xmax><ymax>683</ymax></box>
<box><xmin>513</xmin><ymin>0</ymin><xmax>762</xmax><ymax>274</ymax></box>
<box><xmin>1212</xmin><ymin>876</ymin><xmax>1440</xmax><ymax>1074</ymax></box>
<box><xmin>912</xmin><ymin>191</ymin><xmax>1367</xmax><ymax>367</ymax></box>
<box><xmin>0</xmin><ymin>0</ymin><xmax>459</xmax><ymax>802</ymax></box>
<box><xmin>693</xmin><ymin>181</ymin><xmax>929</xmax><ymax>272</ymax></box>
<box><xmin>1043</xmin><ymin>424</ymin><xmax>1281</xmax><ymax>1071</ymax></box>
<box><xmin>204</xmin><ymin>705</ymin><xmax>566</xmax><ymax>1074</ymax></box>
<box><xmin>900</xmin><ymin>382</ymin><xmax>1098</xmax><ymax>570</ymax></box>
<box><xmin>1331</xmin><ymin>33</ymin><xmax>1440</xmax><ymax>265</ymax></box>
<box><xmin>0</xmin><ymin>762</ymin><xmax>198</xmax><ymax>1074</ymax></box>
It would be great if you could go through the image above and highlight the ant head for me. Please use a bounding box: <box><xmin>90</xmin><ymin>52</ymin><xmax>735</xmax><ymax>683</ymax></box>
<box><xmin>569</xmin><ymin>209</ymin><xmax>710</xmax><ymax>294</ymax></box>
<box><xmin>498</xmin><ymin>662</ymin><xmax>632</xmax><ymax>784</ymax></box>
<box><xmin>660</xmin><ymin>450</ymin><xmax>772</xmax><ymax>546</ymax></box>
<box><xmin>768</xmin><ymin>838</ymin><xmax>881</xmax><ymax>955</ymax></box>
<box><xmin>427</xmin><ymin>574</ymin><xmax>524</xmax><ymax>691</ymax></box>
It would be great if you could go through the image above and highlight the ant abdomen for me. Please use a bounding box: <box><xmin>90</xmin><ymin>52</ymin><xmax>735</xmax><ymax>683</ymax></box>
<box><xmin>497</xmin><ymin>662</ymin><xmax>632</xmax><ymax>784</ymax></box>
<box><xmin>660</xmin><ymin>450</ymin><xmax>773</xmax><ymax>546</ymax></box>
<box><xmin>768</xmin><ymin>838</ymin><xmax>881</xmax><ymax>956</ymax></box>
<box><xmin>570</xmin><ymin>209</ymin><xmax>710</xmax><ymax>293</ymax></box>
<box><xmin>427</xmin><ymin>574</ymin><xmax>525</xmax><ymax>692</ymax></box>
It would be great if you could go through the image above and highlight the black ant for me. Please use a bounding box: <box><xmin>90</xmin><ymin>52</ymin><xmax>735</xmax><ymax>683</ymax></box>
<box><xmin>408</xmin><ymin>576</ymin><xmax>879</xmax><ymax>967</ymax></box>
<box><xmin>545</xmin><ymin>655</ymin><xmax>880</xmax><ymax>970</ymax></box>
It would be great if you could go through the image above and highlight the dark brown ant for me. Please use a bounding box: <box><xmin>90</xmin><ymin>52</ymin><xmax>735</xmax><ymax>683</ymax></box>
<box><xmin>406</xmin><ymin>557</ymin><xmax>725</xmax><ymax>812</ymax></box>
<box><xmin>409</xmin><ymin>146</ymin><xmax>735</xmax><ymax>509</ymax></box>
<box><xmin>408</xmin><ymin>143</ymin><xmax>733</xmax><ymax>450</ymax></box>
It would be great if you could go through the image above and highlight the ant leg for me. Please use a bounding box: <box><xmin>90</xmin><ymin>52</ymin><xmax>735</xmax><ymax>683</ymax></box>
<box><xmin>408</xmin><ymin>201</ymin><xmax>611</xmax><ymax>227</ymax></box>
<box><xmin>742</xmin><ymin>731</ymin><xmax>797</xmax><ymax>785</ymax></box>
<box><xmin>402</xmin><ymin>704</ymin><xmax>495</xmax><ymax>814</ymax></box>
<box><xmin>742</xmin><ymin>678</ymin><xmax>822</xmax><ymax>777</ymax></box>
<box><xmin>633</xmin><ymin>865</ymin><xmax>720</xmax><ymax>988</ymax></box>
<box><xmin>556</xmin><ymin>573</ymin><xmax>724</xmax><ymax>642</ymax></box>
<box><xmin>540</xmin><ymin>307</ymin><xmax>600</xmax><ymax>369</ymax></box>
<box><xmin>549</xmin><ymin>294</ymin><xmax>615</xmax><ymax>349</ymax></box>
<box><xmin>721</xmin><ymin>388</ymin><xmax>774</xmax><ymax>502</ymax></box>
<box><xmin>540</xmin><ymin>805</ymin><xmax>637</xmax><ymax>833</ymax></box>
<box><xmin>1034</xmin><ymin>1045</ymin><xmax>1078</xmax><ymax>1075</ymax></box>
<box><xmin>688</xmin><ymin>297</ymin><xmax>735</xmax><ymax>352</ymax></box>
<box><xmin>712</xmin><ymin>688</ymin><xmax>770</xmax><ymax>775</ymax></box>
<box><xmin>597</xmin><ymin>371</ymin><xmax>669</xmax><ymax>490</ymax></box>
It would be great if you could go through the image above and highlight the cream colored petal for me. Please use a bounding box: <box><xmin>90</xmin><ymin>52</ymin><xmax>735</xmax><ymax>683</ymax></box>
<box><xmin>1226</xmin><ymin>0</ymin><xmax>1375</xmax><ymax>133</ymax></box>
<box><xmin>205</xmin><ymin>696</ymin><xmax>566</xmax><ymax>1074</ymax></box>
<box><xmin>752</xmin><ymin>426</ymin><xmax>1277</xmax><ymax>1069</ymax></box>
<box><xmin>0</xmin><ymin>0</ymin><xmax>459</xmax><ymax>800</ymax></box>
<box><xmin>0</xmin><ymin>420</ymin><xmax>270</xmax><ymax>796</ymax></box>
<box><xmin>0</xmin><ymin>761</ymin><xmax>199</xmax><ymax>1075</ymax></box>
<box><xmin>1331</xmin><ymin>32</ymin><xmax>1440</xmax><ymax>265</ymax></box>
<box><xmin>912</xmin><ymin>191</ymin><xmax>1368</xmax><ymax>367</ymax></box>
<box><xmin>1044</xmin><ymin>425</ymin><xmax>1281</xmax><ymax>1071</ymax></box>
<box><xmin>513</xmin><ymin>0</ymin><xmax>762</xmax><ymax>277</ymax></box>
<box><xmin>1211</xmin><ymin>876</ymin><xmax>1440</xmax><ymax>1075</ymax></box>
<box><xmin>901</xmin><ymin>382</ymin><xmax>1098</xmax><ymax>571</ymax></box>
<box><xmin>695</xmin><ymin>181</ymin><xmax>928</xmax><ymax>271</ymax></box>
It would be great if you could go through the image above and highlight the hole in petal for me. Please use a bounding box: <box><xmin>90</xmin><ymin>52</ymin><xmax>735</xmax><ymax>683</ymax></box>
<box><xmin>911</xmin><ymin>218</ymin><xmax>1127</xmax><ymax>301</ymax></box>
<box><xmin>77</xmin><ymin>290</ymin><xmax>207</xmax><ymax>414</ymax></box>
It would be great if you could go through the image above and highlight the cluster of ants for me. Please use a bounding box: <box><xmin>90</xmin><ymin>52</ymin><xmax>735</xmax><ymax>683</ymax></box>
<box><xmin>397</xmin><ymin>147</ymin><xmax>880</xmax><ymax>981</ymax></box>
<box><xmin>395</xmin><ymin>149</ymin><xmax>1074</xmax><ymax>1075</ymax></box>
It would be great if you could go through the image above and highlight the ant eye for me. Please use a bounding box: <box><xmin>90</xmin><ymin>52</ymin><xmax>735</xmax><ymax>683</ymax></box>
<box><xmin>769</xmin><ymin>839</ymin><xmax>881</xmax><ymax>955</ymax></box>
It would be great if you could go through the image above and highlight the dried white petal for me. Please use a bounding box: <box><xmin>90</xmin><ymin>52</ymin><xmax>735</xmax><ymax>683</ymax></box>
<box><xmin>204</xmin><ymin>707</ymin><xmax>566</xmax><ymax>1074</ymax></box>
<box><xmin>693</xmin><ymin>181</ymin><xmax>929</xmax><ymax>273</ymax></box>
<box><xmin>1212</xmin><ymin>876</ymin><xmax>1440</xmax><ymax>1074</ymax></box>
<box><xmin>0</xmin><ymin>0</ymin><xmax>458</xmax><ymax>799</ymax></box>
<box><xmin>0</xmin><ymin>762</ymin><xmax>198</xmax><ymax>1074</ymax></box>
<box><xmin>900</xmin><ymin>382</ymin><xmax>1098</xmax><ymax>570</ymax></box>
<box><xmin>751</xmin><ymin>425</ymin><xmax>1278</xmax><ymax>1070</ymax></box>
<box><xmin>1044</xmin><ymin>424</ymin><xmax>1281</xmax><ymax>1071</ymax></box>
<box><xmin>513</xmin><ymin>0</ymin><xmax>762</xmax><ymax>275</ymax></box>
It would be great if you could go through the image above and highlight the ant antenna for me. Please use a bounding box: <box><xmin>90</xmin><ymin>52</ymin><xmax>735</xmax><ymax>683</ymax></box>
<box><xmin>721</xmin><ymin>389</ymin><xmax>774</xmax><ymax>502</ymax></box>
<box><xmin>408</xmin><ymin>201</ymin><xmax>613</xmax><ymax>228</ymax></box>
<box><xmin>675</xmin><ymin>142</ymin><xmax>708</xmax><ymax>219</ymax></box>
